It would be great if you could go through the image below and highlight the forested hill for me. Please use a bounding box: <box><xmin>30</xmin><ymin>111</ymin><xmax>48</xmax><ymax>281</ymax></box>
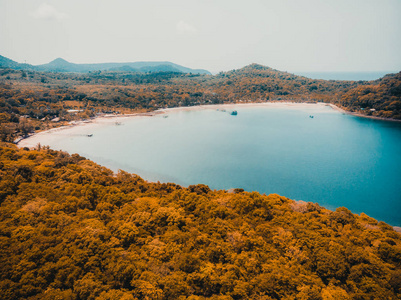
<box><xmin>0</xmin><ymin>65</ymin><xmax>400</xmax><ymax>143</ymax></box>
<box><xmin>210</xmin><ymin>64</ymin><xmax>401</xmax><ymax>118</ymax></box>
<box><xmin>339</xmin><ymin>72</ymin><xmax>401</xmax><ymax>118</ymax></box>
<box><xmin>0</xmin><ymin>143</ymin><xmax>400</xmax><ymax>299</ymax></box>
<box><xmin>205</xmin><ymin>64</ymin><xmax>363</xmax><ymax>101</ymax></box>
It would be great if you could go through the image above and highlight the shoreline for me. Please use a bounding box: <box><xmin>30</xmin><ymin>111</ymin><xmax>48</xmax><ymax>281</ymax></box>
<box><xmin>329</xmin><ymin>104</ymin><xmax>401</xmax><ymax>123</ymax></box>
<box><xmin>16</xmin><ymin>101</ymin><xmax>400</xmax><ymax>149</ymax></box>
<box><xmin>16</xmin><ymin>102</ymin><xmax>326</xmax><ymax>149</ymax></box>
<box><xmin>16</xmin><ymin>110</ymin><xmax>165</xmax><ymax>149</ymax></box>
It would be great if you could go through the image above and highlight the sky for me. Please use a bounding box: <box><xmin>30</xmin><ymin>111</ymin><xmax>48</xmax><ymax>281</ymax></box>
<box><xmin>1</xmin><ymin>0</ymin><xmax>400</xmax><ymax>73</ymax></box>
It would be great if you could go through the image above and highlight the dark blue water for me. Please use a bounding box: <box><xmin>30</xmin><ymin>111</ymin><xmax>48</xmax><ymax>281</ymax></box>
<box><xmin>43</xmin><ymin>104</ymin><xmax>401</xmax><ymax>226</ymax></box>
<box><xmin>293</xmin><ymin>71</ymin><xmax>395</xmax><ymax>81</ymax></box>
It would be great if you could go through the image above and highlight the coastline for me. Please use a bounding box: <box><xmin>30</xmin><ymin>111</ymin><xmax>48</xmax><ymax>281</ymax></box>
<box><xmin>16</xmin><ymin>110</ymin><xmax>164</xmax><ymax>149</ymax></box>
<box><xmin>329</xmin><ymin>104</ymin><xmax>401</xmax><ymax>123</ymax></box>
<box><xmin>16</xmin><ymin>101</ymin><xmax>400</xmax><ymax>150</ymax></box>
<box><xmin>16</xmin><ymin>102</ymin><xmax>326</xmax><ymax>149</ymax></box>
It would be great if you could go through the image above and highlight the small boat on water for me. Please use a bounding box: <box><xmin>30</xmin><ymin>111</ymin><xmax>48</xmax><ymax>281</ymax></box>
<box><xmin>87</xmin><ymin>134</ymin><xmax>93</xmax><ymax>137</ymax></box>
<box><xmin>231</xmin><ymin>110</ymin><xmax>238</xmax><ymax>116</ymax></box>
<box><xmin>309</xmin><ymin>115</ymin><xmax>314</xmax><ymax>118</ymax></box>
<box><xmin>163</xmin><ymin>115</ymin><xmax>169</xmax><ymax>118</ymax></box>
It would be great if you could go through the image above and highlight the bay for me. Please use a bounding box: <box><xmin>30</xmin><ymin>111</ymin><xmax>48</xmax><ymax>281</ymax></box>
<box><xmin>34</xmin><ymin>104</ymin><xmax>401</xmax><ymax>226</ymax></box>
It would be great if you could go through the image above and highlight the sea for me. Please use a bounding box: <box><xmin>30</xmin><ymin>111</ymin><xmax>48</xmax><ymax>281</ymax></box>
<box><xmin>37</xmin><ymin>104</ymin><xmax>401</xmax><ymax>226</ymax></box>
<box><xmin>293</xmin><ymin>71</ymin><xmax>396</xmax><ymax>81</ymax></box>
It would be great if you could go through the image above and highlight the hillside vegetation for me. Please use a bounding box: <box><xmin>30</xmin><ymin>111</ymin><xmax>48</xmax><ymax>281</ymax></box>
<box><xmin>0</xmin><ymin>144</ymin><xmax>400</xmax><ymax>299</ymax></box>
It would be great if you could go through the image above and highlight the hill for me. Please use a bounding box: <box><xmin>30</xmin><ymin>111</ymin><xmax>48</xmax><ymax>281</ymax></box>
<box><xmin>340</xmin><ymin>72</ymin><xmax>401</xmax><ymax>118</ymax></box>
<box><xmin>0</xmin><ymin>55</ymin><xmax>34</xmax><ymax>70</ymax></box>
<box><xmin>0</xmin><ymin>143</ymin><xmax>400</xmax><ymax>299</ymax></box>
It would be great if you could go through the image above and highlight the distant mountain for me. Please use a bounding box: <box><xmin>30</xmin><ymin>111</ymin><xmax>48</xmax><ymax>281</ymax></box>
<box><xmin>138</xmin><ymin>64</ymin><xmax>188</xmax><ymax>73</ymax></box>
<box><xmin>0</xmin><ymin>55</ymin><xmax>34</xmax><ymax>70</ymax></box>
<box><xmin>108</xmin><ymin>64</ymin><xmax>184</xmax><ymax>73</ymax></box>
<box><xmin>36</xmin><ymin>58</ymin><xmax>211</xmax><ymax>74</ymax></box>
<box><xmin>0</xmin><ymin>55</ymin><xmax>211</xmax><ymax>75</ymax></box>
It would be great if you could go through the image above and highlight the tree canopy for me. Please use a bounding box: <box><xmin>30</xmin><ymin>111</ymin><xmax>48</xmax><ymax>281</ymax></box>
<box><xmin>0</xmin><ymin>144</ymin><xmax>400</xmax><ymax>299</ymax></box>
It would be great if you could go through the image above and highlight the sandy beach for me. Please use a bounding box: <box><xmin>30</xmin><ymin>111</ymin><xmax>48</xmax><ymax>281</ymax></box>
<box><xmin>17</xmin><ymin>111</ymin><xmax>164</xmax><ymax>149</ymax></box>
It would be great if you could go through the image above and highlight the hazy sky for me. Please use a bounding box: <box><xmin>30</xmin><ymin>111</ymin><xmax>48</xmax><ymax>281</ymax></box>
<box><xmin>1</xmin><ymin>0</ymin><xmax>400</xmax><ymax>73</ymax></box>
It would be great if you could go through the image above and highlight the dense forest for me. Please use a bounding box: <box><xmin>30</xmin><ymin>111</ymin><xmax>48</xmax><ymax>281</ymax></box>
<box><xmin>0</xmin><ymin>144</ymin><xmax>400</xmax><ymax>299</ymax></box>
<box><xmin>0</xmin><ymin>65</ymin><xmax>400</xmax><ymax>142</ymax></box>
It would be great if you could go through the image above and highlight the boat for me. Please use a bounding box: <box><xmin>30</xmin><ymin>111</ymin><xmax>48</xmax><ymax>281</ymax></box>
<box><xmin>309</xmin><ymin>115</ymin><xmax>314</xmax><ymax>118</ymax></box>
<box><xmin>87</xmin><ymin>134</ymin><xmax>93</xmax><ymax>137</ymax></box>
<box><xmin>231</xmin><ymin>110</ymin><xmax>238</xmax><ymax>115</ymax></box>
<box><xmin>163</xmin><ymin>115</ymin><xmax>169</xmax><ymax>118</ymax></box>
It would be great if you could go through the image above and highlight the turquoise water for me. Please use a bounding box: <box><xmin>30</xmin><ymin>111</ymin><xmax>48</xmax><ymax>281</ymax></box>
<box><xmin>44</xmin><ymin>104</ymin><xmax>401</xmax><ymax>226</ymax></box>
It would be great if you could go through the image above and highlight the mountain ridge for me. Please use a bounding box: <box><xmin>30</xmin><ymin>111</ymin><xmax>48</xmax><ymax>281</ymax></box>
<box><xmin>0</xmin><ymin>54</ymin><xmax>211</xmax><ymax>75</ymax></box>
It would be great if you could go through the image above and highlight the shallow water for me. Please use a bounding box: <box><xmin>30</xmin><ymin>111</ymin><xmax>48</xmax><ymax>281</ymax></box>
<box><xmin>39</xmin><ymin>104</ymin><xmax>401</xmax><ymax>226</ymax></box>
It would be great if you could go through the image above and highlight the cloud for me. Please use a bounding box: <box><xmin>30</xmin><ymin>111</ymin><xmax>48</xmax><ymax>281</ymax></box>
<box><xmin>176</xmin><ymin>20</ymin><xmax>197</xmax><ymax>34</ymax></box>
<box><xmin>31</xmin><ymin>3</ymin><xmax>68</xmax><ymax>21</ymax></box>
